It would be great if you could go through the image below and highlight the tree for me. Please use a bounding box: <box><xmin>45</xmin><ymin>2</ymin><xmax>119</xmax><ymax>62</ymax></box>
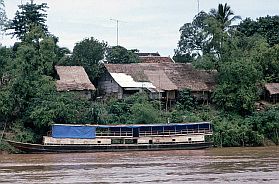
<box><xmin>0</xmin><ymin>46</ymin><xmax>12</xmax><ymax>86</ymax></box>
<box><xmin>248</xmin><ymin>107</ymin><xmax>279</xmax><ymax>145</ymax></box>
<box><xmin>0</xmin><ymin>0</ymin><xmax>6</xmax><ymax>34</ymax></box>
<box><xmin>255</xmin><ymin>44</ymin><xmax>279</xmax><ymax>82</ymax></box>
<box><xmin>6</xmin><ymin>0</ymin><xmax>49</xmax><ymax>40</ymax></box>
<box><xmin>174</xmin><ymin>11</ymin><xmax>211</xmax><ymax>62</ymax></box>
<box><xmin>238</xmin><ymin>16</ymin><xmax>279</xmax><ymax>46</ymax></box>
<box><xmin>209</xmin><ymin>3</ymin><xmax>241</xmax><ymax>31</ymax></box>
<box><xmin>213</xmin><ymin>60</ymin><xmax>262</xmax><ymax>115</ymax></box>
<box><xmin>174</xmin><ymin>3</ymin><xmax>240</xmax><ymax>64</ymax></box>
<box><xmin>106</xmin><ymin>45</ymin><xmax>139</xmax><ymax>64</ymax></box>
<box><xmin>176</xmin><ymin>89</ymin><xmax>197</xmax><ymax>111</ymax></box>
<box><xmin>72</xmin><ymin>37</ymin><xmax>107</xmax><ymax>81</ymax></box>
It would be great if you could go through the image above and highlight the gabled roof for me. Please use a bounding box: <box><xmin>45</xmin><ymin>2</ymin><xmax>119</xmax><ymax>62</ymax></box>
<box><xmin>55</xmin><ymin>66</ymin><xmax>96</xmax><ymax>91</ymax></box>
<box><xmin>139</xmin><ymin>56</ymin><xmax>174</xmax><ymax>63</ymax></box>
<box><xmin>265</xmin><ymin>83</ymin><xmax>279</xmax><ymax>95</ymax></box>
<box><xmin>104</xmin><ymin>63</ymin><xmax>217</xmax><ymax>92</ymax></box>
<box><xmin>144</xmin><ymin>70</ymin><xmax>177</xmax><ymax>90</ymax></box>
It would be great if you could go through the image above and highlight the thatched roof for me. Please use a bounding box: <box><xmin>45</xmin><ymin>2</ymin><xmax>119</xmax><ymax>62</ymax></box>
<box><xmin>265</xmin><ymin>83</ymin><xmax>279</xmax><ymax>95</ymax></box>
<box><xmin>55</xmin><ymin>66</ymin><xmax>96</xmax><ymax>91</ymax></box>
<box><xmin>139</xmin><ymin>56</ymin><xmax>174</xmax><ymax>63</ymax></box>
<box><xmin>104</xmin><ymin>63</ymin><xmax>217</xmax><ymax>92</ymax></box>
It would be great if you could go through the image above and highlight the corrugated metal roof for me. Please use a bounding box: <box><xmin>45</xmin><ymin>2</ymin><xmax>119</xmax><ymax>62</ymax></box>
<box><xmin>110</xmin><ymin>73</ymin><xmax>156</xmax><ymax>89</ymax></box>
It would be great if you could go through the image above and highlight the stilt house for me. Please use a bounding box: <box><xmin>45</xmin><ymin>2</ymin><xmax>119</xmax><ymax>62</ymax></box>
<box><xmin>98</xmin><ymin>63</ymin><xmax>216</xmax><ymax>105</ymax></box>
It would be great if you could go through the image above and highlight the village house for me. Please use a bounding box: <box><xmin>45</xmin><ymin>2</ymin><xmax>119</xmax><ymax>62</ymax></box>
<box><xmin>98</xmin><ymin>62</ymin><xmax>217</xmax><ymax>107</ymax></box>
<box><xmin>55</xmin><ymin>66</ymin><xmax>96</xmax><ymax>99</ymax></box>
<box><xmin>264</xmin><ymin>83</ymin><xmax>279</xmax><ymax>104</ymax></box>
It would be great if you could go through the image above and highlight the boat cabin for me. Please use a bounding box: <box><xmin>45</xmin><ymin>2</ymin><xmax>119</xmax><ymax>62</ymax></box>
<box><xmin>43</xmin><ymin>122</ymin><xmax>213</xmax><ymax>146</ymax></box>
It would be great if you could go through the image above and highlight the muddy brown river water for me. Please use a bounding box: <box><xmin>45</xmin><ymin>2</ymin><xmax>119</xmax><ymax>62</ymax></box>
<box><xmin>0</xmin><ymin>147</ymin><xmax>278</xmax><ymax>184</ymax></box>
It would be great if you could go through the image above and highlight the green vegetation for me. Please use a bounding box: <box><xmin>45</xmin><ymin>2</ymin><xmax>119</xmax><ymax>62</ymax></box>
<box><xmin>70</xmin><ymin>37</ymin><xmax>107</xmax><ymax>82</ymax></box>
<box><xmin>5</xmin><ymin>1</ymin><xmax>49</xmax><ymax>39</ymax></box>
<box><xmin>0</xmin><ymin>1</ymin><xmax>278</xmax><ymax>151</ymax></box>
<box><xmin>0</xmin><ymin>0</ymin><xmax>7</xmax><ymax>35</ymax></box>
<box><xmin>106</xmin><ymin>45</ymin><xmax>139</xmax><ymax>64</ymax></box>
<box><xmin>173</xmin><ymin>3</ymin><xmax>279</xmax><ymax>146</ymax></box>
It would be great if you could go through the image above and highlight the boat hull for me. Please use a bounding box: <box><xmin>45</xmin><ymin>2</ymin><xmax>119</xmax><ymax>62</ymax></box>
<box><xmin>6</xmin><ymin>140</ymin><xmax>212</xmax><ymax>153</ymax></box>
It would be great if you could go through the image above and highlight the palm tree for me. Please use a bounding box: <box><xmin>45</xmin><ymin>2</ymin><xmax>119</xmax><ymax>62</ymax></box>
<box><xmin>209</xmin><ymin>3</ymin><xmax>241</xmax><ymax>30</ymax></box>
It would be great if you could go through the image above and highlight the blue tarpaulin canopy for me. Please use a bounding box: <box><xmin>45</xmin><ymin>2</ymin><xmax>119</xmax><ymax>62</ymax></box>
<box><xmin>52</xmin><ymin>125</ymin><xmax>96</xmax><ymax>139</ymax></box>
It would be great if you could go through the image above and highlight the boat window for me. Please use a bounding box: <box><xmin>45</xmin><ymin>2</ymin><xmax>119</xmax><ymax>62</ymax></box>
<box><xmin>188</xmin><ymin>138</ymin><xmax>192</xmax><ymax>142</ymax></box>
<box><xmin>172</xmin><ymin>139</ymin><xmax>176</xmax><ymax>142</ymax></box>
<box><xmin>124</xmin><ymin>139</ymin><xmax>134</xmax><ymax>144</ymax></box>
<box><xmin>149</xmin><ymin>140</ymin><xmax>153</xmax><ymax>144</ymax></box>
<box><xmin>111</xmin><ymin>139</ymin><xmax>124</xmax><ymax>144</ymax></box>
<box><xmin>97</xmin><ymin>141</ymin><xmax>101</xmax><ymax>144</ymax></box>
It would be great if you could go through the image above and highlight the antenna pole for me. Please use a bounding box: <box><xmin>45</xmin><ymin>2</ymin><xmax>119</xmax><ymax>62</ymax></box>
<box><xmin>110</xmin><ymin>19</ymin><xmax>120</xmax><ymax>46</ymax></box>
<box><xmin>116</xmin><ymin>20</ymin><xmax>119</xmax><ymax>46</ymax></box>
<box><xmin>197</xmin><ymin>0</ymin><xmax>200</xmax><ymax>13</ymax></box>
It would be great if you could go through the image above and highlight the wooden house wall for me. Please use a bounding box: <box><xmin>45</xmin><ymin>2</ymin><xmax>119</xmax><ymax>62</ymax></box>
<box><xmin>166</xmin><ymin>90</ymin><xmax>176</xmax><ymax>100</ymax></box>
<box><xmin>264</xmin><ymin>90</ymin><xmax>279</xmax><ymax>104</ymax></box>
<box><xmin>98</xmin><ymin>71</ymin><xmax>123</xmax><ymax>99</ymax></box>
<box><xmin>98</xmin><ymin>72</ymin><xmax>212</xmax><ymax>102</ymax></box>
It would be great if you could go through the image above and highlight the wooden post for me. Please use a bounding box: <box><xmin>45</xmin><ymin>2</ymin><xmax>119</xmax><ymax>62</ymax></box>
<box><xmin>220</xmin><ymin>131</ymin><xmax>223</xmax><ymax>148</ymax></box>
<box><xmin>166</xmin><ymin>92</ymin><xmax>168</xmax><ymax>111</ymax></box>
<box><xmin>0</xmin><ymin>122</ymin><xmax>7</xmax><ymax>144</ymax></box>
<box><xmin>276</xmin><ymin>128</ymin><xmax>279</xmax><ymax>145</ymax></box>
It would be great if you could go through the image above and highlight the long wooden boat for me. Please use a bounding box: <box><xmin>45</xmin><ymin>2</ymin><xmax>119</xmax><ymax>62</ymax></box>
<box><xmin>6</xmin><ymin>140</ymin><xmax>212</xmax><ymax>153</ymax></box>
<box><xmin>7</xmin><ymin>122</ymin><xmax>213</xmax><ymax>153</ymax></box>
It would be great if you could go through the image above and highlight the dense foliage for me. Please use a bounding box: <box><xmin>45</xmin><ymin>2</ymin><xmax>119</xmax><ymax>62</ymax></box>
<box><xmin>106</xmin><ymin>45</ymin><xmax>139</xmax><ymax>64</ymax></box>
<box><xmin>71</xmin><ymin>37</ymin><xmax>107</xmax><ymax>82</ymax></box>
<box><xmin>0</xmin><ymin>0</ymin><xmax>6</xmax><ymax>34</ymax></box>
<box><xmin>238</xmin><ymin>16</ymin><xmax>279</xmax><ymax>46</ymax></box>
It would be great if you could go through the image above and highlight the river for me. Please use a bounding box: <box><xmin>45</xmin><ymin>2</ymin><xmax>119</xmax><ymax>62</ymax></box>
<box><xmin>0</xmin><ymin>147</ymin><xmax>278</xmax><ymax>184</ymax></box>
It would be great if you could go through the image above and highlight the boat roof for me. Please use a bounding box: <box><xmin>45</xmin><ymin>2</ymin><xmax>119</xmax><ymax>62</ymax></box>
<box><xmin>53</xmin><ymin>122</ymin><xmax>211</xmax><ymax>128</ymax></box>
